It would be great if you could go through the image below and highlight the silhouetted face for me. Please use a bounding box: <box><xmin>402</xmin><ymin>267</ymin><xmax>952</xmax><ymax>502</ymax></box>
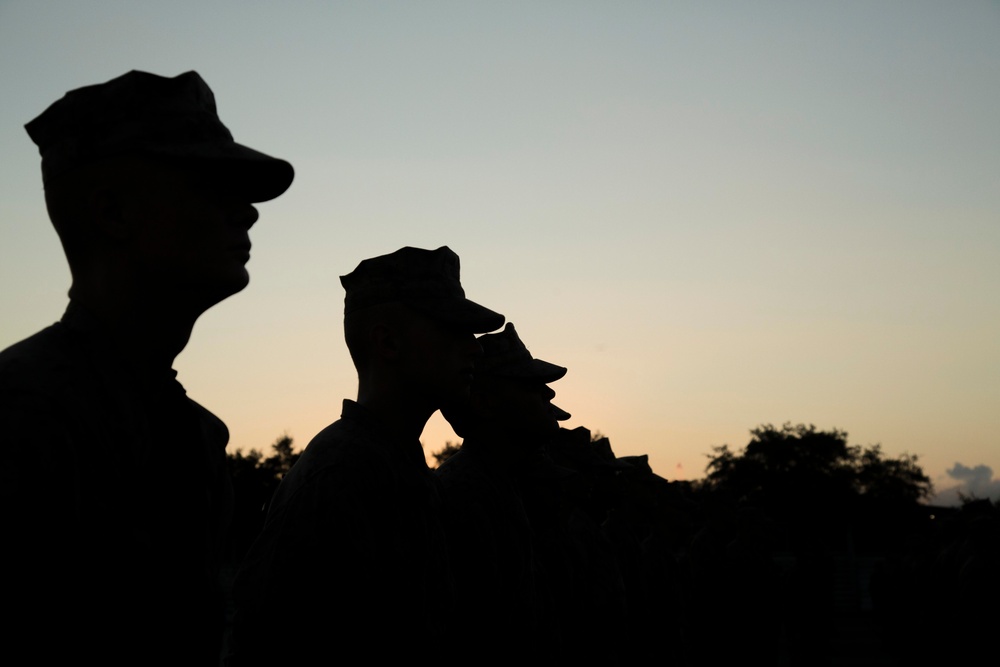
<box><xmin>399</xmin><ymin>309</ymin><xmax>483</xmax><ymax>410</ymax></box>
<box><xmin>118</xmin><ymin>159</ymin><xmax>260</xmax><ymax>306</ymax></box>
<box><xmin>489</xmin><ymin>376</ymin><xmax>561</xmax><ymax>439</ymax></box>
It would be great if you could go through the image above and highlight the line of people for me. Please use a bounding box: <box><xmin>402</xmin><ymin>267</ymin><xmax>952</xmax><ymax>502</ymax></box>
<box><xmin>2</xmin><ymin>69</ymin><xmax>675</xmax><ymax>666</ymax></box>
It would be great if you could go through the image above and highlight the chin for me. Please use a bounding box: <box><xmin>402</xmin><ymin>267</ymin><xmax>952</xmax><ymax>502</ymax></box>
<box><xmin>221</xmin><ymin>265</ymin><xmax>252</xmax><ymax>291</ymax></box>
<box><xmin>231</xmin><ymin>273</ymin><xmax>251</xmax><ymax>294</ymax></box>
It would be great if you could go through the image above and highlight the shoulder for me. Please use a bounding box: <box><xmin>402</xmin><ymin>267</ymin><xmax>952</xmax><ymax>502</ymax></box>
<box><xmin>275</xmin><ymin>418</ymin><xmax>383</xmax><ymax>498</ymax></box>
<box><xmin>265</xmin><ymin>412</ymin><xmax>432</xmax><ymax>522</ymax></box>
<box><xmin>295</xmin><ymin>419</ymin><xmax>368</xmax><ymax>473</ymax></box>
<box><xmin>261</xmin><ymin>419</ymin><xmax>361</xmax><ymax>509</ymax></box>
<box><xmin>0</xmin><ymin>322</ymin><xmax>90</xmax><ymax>445</ymax></box>
<box><xmin>0</xmin><ymin>324</ymin><xmax>94</xmax><ymax>499</ymax></box>
<box><xmin>243</xmin><ymin>421</ymin><xmax>380</xmax><ymax>565</ymax></box>
<box><xmin>0</xmin><ymin>322</ymin><xmax>79</xmax><ymax>391</ymax></box>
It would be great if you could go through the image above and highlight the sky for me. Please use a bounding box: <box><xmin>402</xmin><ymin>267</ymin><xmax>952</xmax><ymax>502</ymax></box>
<box><xmin>1</xmin><ymin>1</ymin><xmax>997</xmax><ymax>505</ymax></box>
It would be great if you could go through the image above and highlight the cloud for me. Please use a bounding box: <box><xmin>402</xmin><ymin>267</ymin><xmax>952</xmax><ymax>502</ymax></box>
<box><xmin>932</xmin><ymin>462</ymin><xmax>1000</xmax><ymax>506</ymax></box>
<box><xmin>948</xmin><ymin>462</ymin><xmax>989</xmax><ymax>480</ymax></box>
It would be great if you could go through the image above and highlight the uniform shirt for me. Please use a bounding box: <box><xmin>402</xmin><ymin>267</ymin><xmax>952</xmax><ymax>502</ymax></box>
<box><xmin>435</xmin><ymin>441</ymin><xmax>556</xmax><ymax>662</ymax></box>
<box><xmin>0</xmin><ymin>301</ymin><xmax>234</xmax><ymax>667</ymax></box>
<box><xmin>229</xmin><ymin>400</ymin><xmax>454</xmax><ymax>666</ymax></box>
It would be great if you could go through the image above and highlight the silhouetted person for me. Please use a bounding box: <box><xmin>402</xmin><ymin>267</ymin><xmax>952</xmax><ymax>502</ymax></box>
<box><xmin>228</xmin><ymin>246</ymin><xmax>504</xmax><ymax>667</ymax></box>
<box><xmin>0</xmin><ymin>70</ymin><xmax>294</xmax><ymax>666</ymax></box>
<box><xmin>530</xmin><ymin>425</ymin><xmax>632</xmax><ymax>666</ymax></box>
<box><xmin>437</xmin><ymin>322</ymin><xmax>571</xmax><ymax>663</ymax></box>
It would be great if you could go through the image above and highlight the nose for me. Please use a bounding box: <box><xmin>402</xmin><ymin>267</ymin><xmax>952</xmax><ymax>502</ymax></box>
<box><xmin>235</xmin><ymin>204</ymin><xmax>259</xmax><ymax>230</ymax></box>
<box><xmin>542</xmin><ymin>384</ymin><xmax>556</xmax><ymax>401</ymax></box>
<box><xmin>223</xmin><ymin>195</ymin><xmax>259</xmax><ymax>229</ymax></box>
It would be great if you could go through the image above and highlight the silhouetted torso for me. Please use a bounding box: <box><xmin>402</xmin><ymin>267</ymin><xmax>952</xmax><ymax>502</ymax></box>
<box><xmin>229</xmin><ymin>399</ymin><xmax>454</xmax><ymax>666</ymax></box>
<box><xmin>519</xmin><ymin>431</ymin><xmax>631</xmax><ymax>666</ymax></box>
<box><xmin>0</xmin><ymin>301</ymin><xmax>234</xmax><ymax>666</ymax></box>
<box><xmin>435</xmin><ymin>441</ymin><xmax>556</xmax><ymax>662</ymax></box>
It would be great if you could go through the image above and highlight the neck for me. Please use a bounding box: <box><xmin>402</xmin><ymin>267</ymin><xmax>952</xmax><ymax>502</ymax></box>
<box><xmin>355</xmin><ymin>381</ymin><xmax>437</xmax><ymax>443</ymax></box>
<box><xmin>69</xmin><ymin>283</ymin><xmax>201</xmax><ymax>370</ymax></box>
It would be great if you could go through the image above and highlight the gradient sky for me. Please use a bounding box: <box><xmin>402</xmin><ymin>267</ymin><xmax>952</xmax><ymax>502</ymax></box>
<box><xmin>2</xmin><ymin>1</ymin><xmax>997</xmax><ymax>504</ymax></box>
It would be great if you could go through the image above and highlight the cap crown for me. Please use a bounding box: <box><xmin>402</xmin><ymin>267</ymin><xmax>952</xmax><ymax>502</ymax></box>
<box><xmin>341</xmin><ymin>246</ymin><xmax>504</xmax><ymax>333</ymax></box>
<box><xmin>342</xmin><ymin>246</ymin><xmax>463</xmax><ymax>313</ymax></box>
<box><xmin>477</xmin><ymin>322</ymin><xmax>567</xmax><ymax>382</ymax></box>
<box><xmin>25</xmin><ymin>70</ymin><xmax>293</xmax><ymax>201</ymax></box>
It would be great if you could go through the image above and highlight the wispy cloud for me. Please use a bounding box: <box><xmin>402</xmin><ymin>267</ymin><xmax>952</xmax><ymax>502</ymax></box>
<box><xmin>932</xmin><ymin>463</ymin><xmax>1000</xmax><ymax>506</ymax></box>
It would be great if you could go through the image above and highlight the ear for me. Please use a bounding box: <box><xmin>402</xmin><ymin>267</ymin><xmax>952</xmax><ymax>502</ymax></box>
<box><xmin>88</xmin><ymin>187</ymin><xmax>133</xmax><ymax>241</ymax></box>
<box><xmin>370</xmin><ymin>322</ymin><xmax>402</xmax><ymax>362</ymax></box>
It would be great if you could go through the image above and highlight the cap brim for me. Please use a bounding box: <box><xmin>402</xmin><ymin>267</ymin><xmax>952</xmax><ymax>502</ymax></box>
<box><xmin>412</xmin><ymin>297</ymin><xmax>505</xmax><ymax>334</ymax></box>
<box><xmin>150</xmin><ymin>141</ymin><xmax>294</xmax><ymax>203</ymax></box>
<box><xmin>493</xmin><ymin>357</ymin><xmax>567</xmax><ymax>383</ymax></box>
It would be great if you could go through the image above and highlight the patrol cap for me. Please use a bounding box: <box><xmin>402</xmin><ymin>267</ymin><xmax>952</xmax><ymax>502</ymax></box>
<box><xmin>24</xmin><ymin>69</ymin><xmax>294</xmax><ymax>202</ymax></box>
<box><xmin>476</xmin><ymin>322</ymin><xmax>567</xmax><ymax>383</ymax></box>
<box><xmin>340</xmin><ymin>245</ymin><xmax>504</xmax><ymax>333</ymax></box>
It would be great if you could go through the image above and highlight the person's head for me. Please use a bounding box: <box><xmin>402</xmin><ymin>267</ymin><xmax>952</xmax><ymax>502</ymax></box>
<box><xmin>25</xmin><ymin>70</ymin><xmax>294</xmax><ymax>310</ymax></box>
<box><xmin>341</xmin><ymin>246</ymin><xmax>504</xmax><ymax>410</ymax></box>
<box><xmin>442</xmin><ymin>322</ymin><xmax>569</xmax><ymax>444</ymax></box>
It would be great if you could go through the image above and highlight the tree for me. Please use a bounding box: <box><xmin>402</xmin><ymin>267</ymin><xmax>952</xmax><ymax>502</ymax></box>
<box><xmin>703</xmin><ymin>423</ymin><xmax>932</xmax><ymax>551</ymax></box>
<box><xmin>696</xmin><ymin>423</ymin><xmax>935</xmax><ymax>662</ymax></box>
<box><xmin>705</xmin><ymin>423</ymin><xmax>931</xmax><ymax>505</ymax></box>
<box><xmin>705</xmin><ymin>424</ymin><xmax>854</xmax><ymax>511</ymax></box>
<box><xmin>430</xmin><ymin>441</ymin><xmax>462</xmax><ymax>467</ymax></box>
<box><xmin>855</xmin><ymin>444</ymin><xmax>933</xmax><ymax>505</ymax></box>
